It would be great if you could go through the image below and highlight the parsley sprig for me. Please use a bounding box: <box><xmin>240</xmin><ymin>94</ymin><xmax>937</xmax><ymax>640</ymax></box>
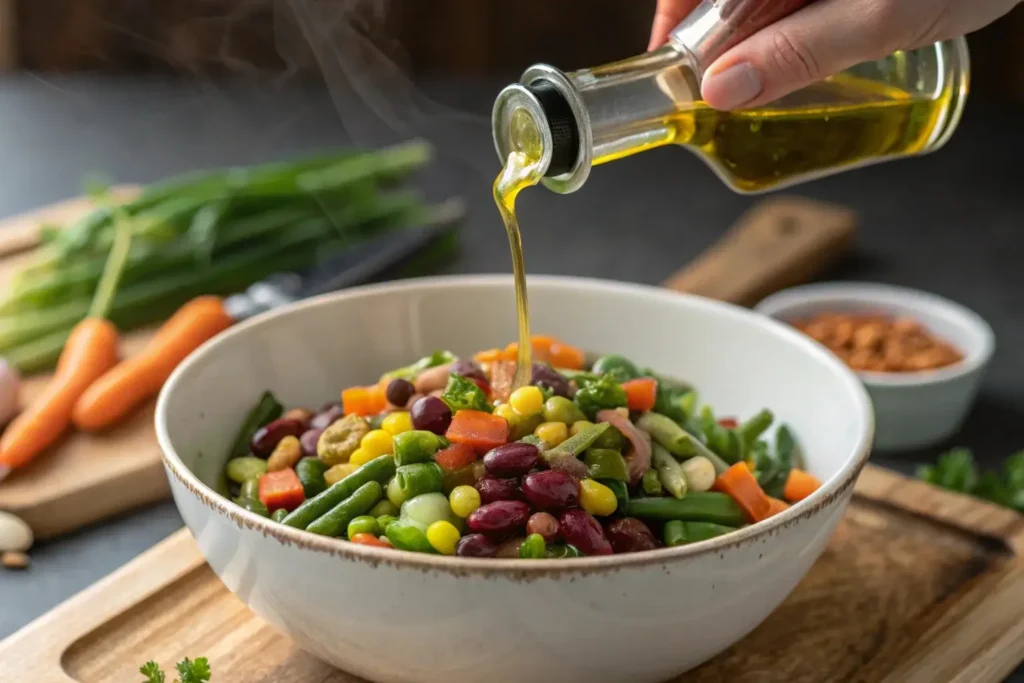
<box><xmin>140</xmin><ymin>657</ymin><xmax>211</xmax><ymax>683</ymax></box>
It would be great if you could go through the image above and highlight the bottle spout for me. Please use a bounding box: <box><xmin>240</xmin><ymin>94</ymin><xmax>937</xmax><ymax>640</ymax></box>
<box><xmin>491</xmin><ymin>65</ymin><xmax>591</xmax><ymax>194</ymax></box>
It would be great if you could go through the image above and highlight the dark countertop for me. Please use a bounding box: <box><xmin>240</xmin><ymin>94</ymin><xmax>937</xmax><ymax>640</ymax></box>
<box><xmin>1</xmin><ymin>72</ymin><xmax>1023</xmax><ymax>678</ymax></box>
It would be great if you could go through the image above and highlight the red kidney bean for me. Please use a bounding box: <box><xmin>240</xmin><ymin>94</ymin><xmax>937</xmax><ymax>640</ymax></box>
<box><xmin>467</xmin><ymin>501</ymin><xmax>531</xmax><ymax>536</ymax></box>
<box><xmin>456</xmin><ymin>534</ymin><xmax>499</xmax><ymax>558</ymax></box>
<box><xmin>310</xmin><ymin>404</ymin><xmax>345</xmax><ymax>430</ymax></box>
<box><xmin>605</xmin><ymin>517</ymin><xmax>658</xmax><ymax>554</ymax></box>
<box><xmin>474</xmin><ymin>475</ymin><xmax>522</xmax><ymax>504</ymax></box>
<box><xmin>250</xmin><ymin>418</ymin><xmax>306</xmax><ymax>458</ymax></box>
<box><xmin>521</xmin><ymin>471</ymin><xmax>580</xmax><ymax>511</ymax></box>
<box><xmin>559</xmin><ymin>509</ymin><xmax>613</xmax><ymax>556</ymax></box>
<box><xmin>411</xmin><ymin>396</ymin><xmax>452</xmax><ymax>435</ymax></box>
<box><xmin>483</xmin><ymin>442</ymin><xmax>539</xmax><ymax>478</ymax></box>
<box><xmin>450</xmin><ymin>359</ymin><xmax>486</xmax><ymax>383</ymax></box>
<box><xmin>385</xmin><ymin>378</ymin><xmax>415</xmax><ymax>408</ymax></box>
<box><xmin>531</xmin><ymin>363</ymin><xmax>571</xmax><ymax>398</ymax></box>
<box><xmin>526</xmin><ymin>512</ymin><xmax>560</xmax><ymax>543</ymax></box>
<box><xmin>299</xmin><ymin>428</ymin><xmax>325</xmax><ymax>457</ymax></box>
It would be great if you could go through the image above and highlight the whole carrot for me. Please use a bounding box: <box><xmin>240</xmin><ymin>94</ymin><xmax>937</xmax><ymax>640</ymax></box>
<box><xmin>0</xmin><ymin>191</ymin><xmax>133</xmax><ymax>478</ymax></box>
<box><xmin>72</xmin><ymin>295</ymin><xmax>233</xmax><ymax>431</ymax></box>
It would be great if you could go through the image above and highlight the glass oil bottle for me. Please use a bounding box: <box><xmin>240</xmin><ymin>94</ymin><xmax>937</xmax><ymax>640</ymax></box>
<box><xmin>491</xmin><ymin>0</ymin><xmax>970</xmax><ymax>195</ymax></box>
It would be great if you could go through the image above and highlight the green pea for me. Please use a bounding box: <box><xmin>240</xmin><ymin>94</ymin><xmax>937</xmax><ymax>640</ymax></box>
<box><xmin>386</xmin><ymin>518</ymin><xmax>435</xmax><ymax>553</ymax></box>
<box><xmin>271</xmin><ymin>508</ymin><xmax>289</xmax><ymax>523</ymax></box>
<box><xmin>234</xmin><ymin>497</ymin><xmax>270</xmax><ymax>517</ymax></box>
<box><xmin>240</xmin><ymin>478</ymin><xmax>261</xmax><ymax>500</ymax></box>
<box><xmin>543</xmin><ymin>396</ymin><xmax>586</xmax><ymax>425</ymax></box>
<box><xmin>226</xmin><ymin>456</ymin><xmax>268</xmax><ymax>484</ymax></box>
<box><xmin>369</xmin><ymin>499</ymin><xmax>400</xmax><ymax>518</ymax></box>
<box><xmin>347</xmin><ymin>515</ymin><xmax>380</xmax><ymax>539</ymax></box>
<box><xmin>519</xmin><ymin>533</ymin><xmax>547</xmax><ymax>559</ymax></box>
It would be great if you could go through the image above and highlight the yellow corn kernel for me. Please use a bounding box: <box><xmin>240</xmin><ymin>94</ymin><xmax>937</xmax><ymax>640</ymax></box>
<box><xmin>348</xmin><ymin>448</ymin><xmax>375</xmax><ymax>467</ymax></box>
<box><xmin>449</xmin><ymin>485</ymin><xmax>482</xmax><ymax>518</ymax></box>
<box><xmin>535</xmin><ymin>421</ymin><xmax>569</xmax><ymax>448</ymax></box>
<box><xmin>381</xmin><ymin>411</ymin><xmax>414</xmax><ymax>436</ymax></box>
<box><xmin>493</xmin><ymin>403</ymin><xmax>519</xmax><ymax>426</ymax></box>
<box><xmin>426</xmin><ymin>520</ymin><xmax>461</xmax><ymax>555</ymax></box>
<box><xmin>580</xmin><ymin>479</ymin><xmax>618</xmax><ymax>517</ymax></box>
<box><xmin>360</xmin><ymin>429</ymin><xmax>394</xmax><ymax>457</ymax></box>
<box><xmin>509</xmin><ymin>386</ymin><xmax>544</xmax><ymax>417</ymax></box>
<box><xmin>570</xmin><ymin>420</ymin><xmax>594</xmax><ymax>437</ymax></box>
<box><xmin>324</xmin><ymin>463</ymin><xmax>358</xmax><ymax>486</ymax></box>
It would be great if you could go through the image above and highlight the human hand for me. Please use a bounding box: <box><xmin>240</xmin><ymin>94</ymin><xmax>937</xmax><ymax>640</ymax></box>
<box><xmin>651</xmin><ymin>0</ymin><xmax>1021</xmax><ymax>110</ymax></box>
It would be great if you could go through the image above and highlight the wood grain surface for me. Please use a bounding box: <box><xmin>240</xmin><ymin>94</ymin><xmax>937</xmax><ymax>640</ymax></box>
<box><xmin>1</xmin><ymin>465</ymin><xmax>1022</xmax><ymax>682</ymax></box>
<box><xmin>0</xmin><ymin>192</ymin><xmax>856</xmax><ymax>540</ymax></box>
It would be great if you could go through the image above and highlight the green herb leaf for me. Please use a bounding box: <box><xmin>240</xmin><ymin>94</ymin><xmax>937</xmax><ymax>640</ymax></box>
<box><xmin>441</xmin><ymin>373</ymin><xmax>491</xmax><ymax>413</ymax></box>
<box><xmin>382</xmin><ymin>350</ymin><xmax>456</xmax><ymax>382</ymax></box>
<box><xmin>933</xmin><ymin>448</ymin><xmax>979</xmax><ymax>493</ymax></box>
<box><xmin>572</xmin><ymin>374</ymin><xmax>627</xmax><ymax>420</ymax></box>
<box><xmin>176</xmin><ymin>657</ymin><xmax>212</xmax><ymax>683</ymax></box>
<box><xmin>140</xmin><ymin>661</ymin><xmax>166</xmax><ymax>683</ymax></box>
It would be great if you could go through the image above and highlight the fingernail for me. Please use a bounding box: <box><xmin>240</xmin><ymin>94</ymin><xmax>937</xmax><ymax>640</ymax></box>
<box><xmin>702</xmin><ymin>62</ymin><xmax>763</xmax><ymax>110</ymax></box>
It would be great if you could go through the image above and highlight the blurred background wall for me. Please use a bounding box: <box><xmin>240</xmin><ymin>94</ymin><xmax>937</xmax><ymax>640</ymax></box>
<box><xmin>4</xmin><ymin>0</ymin><xmax>1024</xmax><ymax>101</ymax></box>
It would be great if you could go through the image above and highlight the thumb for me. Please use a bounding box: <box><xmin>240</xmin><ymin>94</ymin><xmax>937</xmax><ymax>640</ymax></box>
<box><xmin>700</xmin><ymin>0</ymin><xmax>923</xmax><ymax>110</ymax></box>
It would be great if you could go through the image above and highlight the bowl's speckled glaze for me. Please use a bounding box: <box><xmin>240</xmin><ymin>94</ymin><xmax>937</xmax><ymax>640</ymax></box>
<box><xmin>156</xmin><ymin>275</ymin><xmax>874</xmax><ymax>683</ymax></box>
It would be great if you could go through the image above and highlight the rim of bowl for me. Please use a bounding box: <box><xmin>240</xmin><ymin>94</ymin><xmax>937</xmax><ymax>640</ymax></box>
<box><xmin>755</xmin><ymin>282</ymin><xmax>996</xmax><ymax>388</ymax></box>
<box><xmin>156</xmin><ymin>274</ymin><xmax>875</xmax><ymax>575</ymax></box>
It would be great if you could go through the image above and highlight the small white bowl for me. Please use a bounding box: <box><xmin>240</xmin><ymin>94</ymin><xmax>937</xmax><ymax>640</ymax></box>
<box><xmin>755</xmin><ymin>282</ymin><xmax>994</xmax><ymax>452</ymax></box>
<box><xmin>156</xmin><ymin>275</ymin><xmax>874</xmax><ymax>683</ymax></box>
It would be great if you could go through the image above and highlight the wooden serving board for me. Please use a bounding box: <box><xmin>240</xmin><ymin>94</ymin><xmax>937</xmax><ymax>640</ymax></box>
<box><xmin>2</xmin><ymin>465</ymin><xmax>1023</xmax><ymax>682</ymax></box>
<box><xmin>0</xmin><ymin>193</ymin><xmax>857</xmax><ymax>540</ymax></box>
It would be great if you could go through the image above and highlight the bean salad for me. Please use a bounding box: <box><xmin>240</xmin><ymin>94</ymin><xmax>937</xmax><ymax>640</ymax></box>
<box><xmin>221</xmin><ymin>335</ymin><xmax>822</xmax><ymax>558</ymax></box>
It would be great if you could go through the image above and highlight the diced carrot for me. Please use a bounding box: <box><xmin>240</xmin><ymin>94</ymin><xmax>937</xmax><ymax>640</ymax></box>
<box><xmin>342</xmin><ymin>385</ymin><xmax>387</xmax><ymax>416</ymax></box>
<box><xmin>349</xmin><ymin>533</ymin><xmax>392</xmax><ymax>548</ymax></box>
<box><xmin>784</xmin><ymin>468</ymin><xmax>822</xmax><ymax>503</ymax></box>
<box><xmin>475</xmin><ymin>348</ymin><xmax>504</xmax><ymax>364</ymax></box>
<box><xmin>258</xmin><ymin>468</ymin><xmax>306</xmax><ymax>512</ymax></box>
<box><xmin>718</xmin><ymin>417</ymin><xmax>738</xmax><ymax>429</ymax></box>
<box><xmin>445</xmin><ymin>410</ymin><xmax>510</xmax><ymax>453</ymax></box>
<box><xmin>548</xmin><ymin>342</ymin><xmax>586</xmax><ymax>370</ymax></box>
<box><xmin>622</xmin><ymin>378</ymin><xmax>658</xmax><ymax>412</ymax></box>
<box><xmin>767</xmin><ymin>497</ymin><xmax>790</xmax><ymax>518</ymax></box>
<box><xmin>434</xmin><ymin>442</ymin><xmax>479</xmax><ymax>472</ymax></box>
<box><xmin>713</xmin><ymin>462</ymin><xmax>772</xmax><ymax>523</ymax></box>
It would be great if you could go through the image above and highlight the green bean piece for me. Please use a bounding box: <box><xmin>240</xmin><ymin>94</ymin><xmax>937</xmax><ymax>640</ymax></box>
<box><xmin>393</xmin><ymin>430</ymin><xmax>444</xmax><ymax>466</ymax></box>
<box><xmin>543</xmin><ymin>422</ymin><xmax>610</xmax><ymax>464</ymax></box>
<box><xmin>642</xmin><ymin>469</ymin><xmax>664</xmax><ymax>496</ymax></box>
<box><xmin>306</xmin><ymin>481</ymin><xmax>383</xmax><ymax>537</ymax></box>
<box><xmin>738</xmin><ymin>409</ymin><xmax>774</xmax><ymax>447</ymax></box>
<box><xmin>681</xmin><ymin>521</ymin><xmax>738</xmax><ymax>543</ymax></box>
<box><xmin>376</xmin><ymin>514</ymin><xmax>399</xmax><ymax>534</ymax></box>
<box><xmin>271</xmin><ymin>508</ymin><xmax>289</xmax><ymax>523</ymax></box>
<box><xmin>519</xmin><ymin>533</ymin><xmax>547</xmax><ymax>559</ymax></box>
<box><xmin>546</xmin><ymin>544</ymin><xmax>582</xmax><ymax>559</ymax></box>
<box><xmin>281</xmin><ymin>454</ymin><xmax>396</xmax><ymax>529</ymax></box>
<box><xmin>386</xmin><ymin>518</ymin><xmax>435</xmax><ymax>553</ymax></box>
<box><xmin>239</xmin><ymin>478</ymin><xmax>261</xmax><ymax>501</ymax></box>
<box><xmin>652</xmin><ymin>444</ymin><xmax>688</xmax><ymax>499</ymax></box>
<box><xmin>664</xmin><ymin>520</ymin><xmax>687</xmax><ymax>547</ymax></box>
<box><xmin>228</xmin><ymin>391</ymin><xmax>283</xmax><ymax>460</ymax></box>
<box><xmin>584</xmin><ymin>449</ymin><xmax>630</xmax><ymax>482</ymax></box>
<box><xmin>226</xmin><ymin>457</ymin><xmax>268</xmax><ymax>485</ymax></box>
<box><xmin>369</xmin><ymin>499</ymin><xmax>400</xmax><ymax>518</ymax></box>
<box><xmin>699</xmin><ymin>406</ymin><xmax>733</xmax><ymax>459</ymax></box>
<box><xmin>600</xmin><ymin>479</ymin><xmax>630</xmax><ymax>512</ymax></box>
<box><xmin>626</xmin><ymin>492</ymin><xmax>747</xmax><ymax>526</ymax></box>
<box><xmin>776</xmin><ymin>424</ymin><xmax>804</xmax><ymax>470</ymax></box>
<box><xmin>636</xmin><ymin>412</ymin><xmax>697</xmax><ymax>458</ymax></box>
<box><xmin>295</xmin><ymin>457</ymin><xmax>330</xmax><ymax>498</ymax></box>
<box><xmin>235</xmin><ymin>497</ymin><xmax>270</xmax><ymax>517</ymax></box>
<box><xmin>543</xmin><ymin>396</ymin><xmax>586</xmax><ymax>425</ymax></box>
<box><xmin>591</xmin><ymin>354</ymin><xmax>640</xmax><ymax>382</ymax></box>
<box><xmin>347</xmin><ymin>515</ymin><xmax>380</xmax><ymax>539</ymax></box>
<box><xmin>396</xmin><ymin>462</ymin><xmax>445</xmax><ymax>500</ymax></box>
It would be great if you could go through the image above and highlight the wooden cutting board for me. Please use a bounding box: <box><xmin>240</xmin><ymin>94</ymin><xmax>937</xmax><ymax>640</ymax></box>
<box><xmin>0</xmin><ymin>192</ymin><xmax>855</xmax><ymax>539</ymax></box>
<box><xmin>2</xmin><ymin>465</ymin><xmax>1023</xmax><ymax>682</ymax></box>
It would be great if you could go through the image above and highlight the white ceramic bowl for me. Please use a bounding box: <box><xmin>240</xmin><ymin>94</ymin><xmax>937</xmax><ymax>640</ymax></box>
<box><xmin>755</xmin><ymin>282</ymin><xmax>994</xmax><ymax>452</ymax></box>
<box><xmin>156</xmin><ymin>275</ymin><xmax>873</xmax><ymax>683</ymax></box>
